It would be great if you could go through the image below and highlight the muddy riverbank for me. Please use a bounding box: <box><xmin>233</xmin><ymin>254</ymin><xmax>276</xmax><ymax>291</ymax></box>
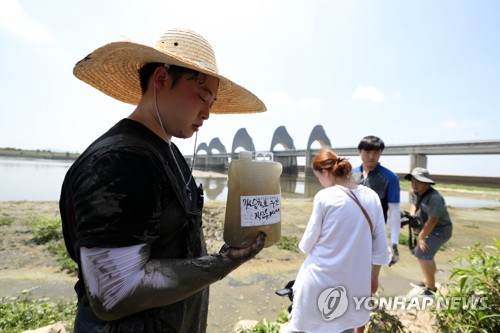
<box><xmin>0</xmin><ymin>195</ymin><xmax>498</xmax><ymax>332</ymax></box>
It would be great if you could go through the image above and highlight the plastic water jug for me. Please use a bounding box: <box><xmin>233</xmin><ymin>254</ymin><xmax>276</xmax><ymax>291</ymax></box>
<box><xmin>224</xmin><ymin>151</ymin><xmax>283</xmax><ymax>248</ymax></box>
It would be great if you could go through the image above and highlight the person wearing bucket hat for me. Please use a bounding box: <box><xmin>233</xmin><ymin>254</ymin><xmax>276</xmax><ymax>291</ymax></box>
<box><xmin>404</xmin><ymin>167</ymin><xmax>436</xmax><ymax>184</ymax></box>
<box><xmin>404</xmin><ymin>167</ymin><xmax>453</xmax><ymax>297</ymax></box>
<box><xmin>59</xmin><ymin>28</ymin><xmax>266</xmax><ymax>333</ymax></box>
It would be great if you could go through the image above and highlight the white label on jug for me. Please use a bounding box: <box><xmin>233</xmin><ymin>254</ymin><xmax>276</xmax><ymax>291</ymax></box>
<box><xmin>240</xmin><ymin>194</ymin><xmax>281</xmax><ymax>227</ymax></box>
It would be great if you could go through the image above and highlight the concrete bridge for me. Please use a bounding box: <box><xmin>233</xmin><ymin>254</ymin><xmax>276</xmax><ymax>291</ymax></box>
<box><xmin>187</xmin><ymin>125</ymin><xmax>500</xmax><ymax>186</ymax></box>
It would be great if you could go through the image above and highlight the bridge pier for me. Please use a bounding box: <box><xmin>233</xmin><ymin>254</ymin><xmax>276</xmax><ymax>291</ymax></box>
<box><xmin>305</xmin><ymin>150</ymin><xmax>313</xmax><ymax>177</ymax></box>
<box><xmin>409</xmin><ymin>153</ymin><xmax>427</xmax><ymax>171</ymax></box>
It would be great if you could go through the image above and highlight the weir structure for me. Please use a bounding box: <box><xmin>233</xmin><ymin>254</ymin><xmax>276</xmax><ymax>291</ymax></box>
<box><xmin>187</xmin><ymin>125</ymin><xmax>500</xmax><ymax>186</ymax></box>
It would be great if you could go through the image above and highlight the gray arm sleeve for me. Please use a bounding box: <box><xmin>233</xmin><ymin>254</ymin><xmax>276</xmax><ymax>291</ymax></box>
<box><xmin>80</xmin><ymin>243</ymin><xmax>246</xmax><ymax>321</ymax></box>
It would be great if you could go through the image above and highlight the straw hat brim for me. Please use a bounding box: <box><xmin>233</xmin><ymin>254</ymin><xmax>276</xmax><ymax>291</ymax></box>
<box><xmin>73</xmin><ymin>41</ymin><xmax>266</xmax><ymax>114</ymax></box>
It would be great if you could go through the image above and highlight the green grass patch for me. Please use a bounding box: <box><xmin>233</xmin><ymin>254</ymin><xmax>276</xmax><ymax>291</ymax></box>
<box><xmin>237</xmin><ymin>308</ymin><xmax>289</xmax><ymax>333</ymax></box>
<box><xmin>25</xmin><ymin>215</ymin><xmax>62</xmax><ymax>244</ymax></box>
<box><xmin>399</xmin><ymin>232</ymin><xmax>410</xmax><ymax>247</ymax></box>
<box><xmin>24</xmin><ymin>215</ymin><xmax>78</xmax><ymax>274</ymax></box>
<box><xmin>0</xmin><ymin>214</ymin><xmax>15</xmax><ymax>226</ymax></box>
<box><xmin>0</xmin><ymin>289</ymin><xmax>75</xmax><ymax>332</ymax></box>
<box><xmin>238</xmin><ymin>318</ymin><xmax>281</xmax><ymax>333</ymax></box>
<box><xmin>277</xmin><ymin>235</ymin><xmax>299</xmax><ymax>252</ymax></box>
<box><xmin>434</xmin><ymin>240</ymin><xmax>500</xmax><ymax>332</ymax></box>
<box><xmin>366</xmin><ymin>308</ymin><xmax>407</xmax><ymax>332</ymax></box>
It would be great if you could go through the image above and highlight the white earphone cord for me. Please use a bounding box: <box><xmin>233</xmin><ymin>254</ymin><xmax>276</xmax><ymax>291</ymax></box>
<box><xmin>153</xmin><ymin>85</ymin><xmax>197</xmax><ymax>188</ymax></box>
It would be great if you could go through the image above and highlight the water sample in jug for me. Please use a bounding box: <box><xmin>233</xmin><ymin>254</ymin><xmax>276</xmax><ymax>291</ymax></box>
<box><xmin>224</xmin><ymin>151</ymin><xmax>283</xmax><ymax>248</ymax></box>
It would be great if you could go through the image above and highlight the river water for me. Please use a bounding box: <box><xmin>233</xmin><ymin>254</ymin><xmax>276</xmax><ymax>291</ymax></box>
<box><xmin>1</xmin><ymin>157</ymin><xmax>499</xmax><ymax>208</ymax></box>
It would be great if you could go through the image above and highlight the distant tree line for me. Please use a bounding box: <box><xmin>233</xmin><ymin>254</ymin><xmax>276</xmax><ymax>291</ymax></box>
<box><xmin>0</xmin><ymin>147</ymin><xmax>79</xmax><ymax>161</ymax></box>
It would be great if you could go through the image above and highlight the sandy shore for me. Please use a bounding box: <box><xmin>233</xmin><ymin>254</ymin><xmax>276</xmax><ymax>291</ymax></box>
<box><xmin>192</xmin><ymin>169</ymin><xmax>228</xmax><ymax>178</ymax></box>
<box><xmin>0</xmin><ymin>198</ymin><xmax>498</xmax><ymax>332</ymax></box>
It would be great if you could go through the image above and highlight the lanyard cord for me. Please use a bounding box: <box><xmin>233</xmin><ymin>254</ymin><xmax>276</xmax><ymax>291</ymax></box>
<box><xmin>153</xmin><ymin>87</ymin><xmax>197</xmax><ymax>190</ymax></box>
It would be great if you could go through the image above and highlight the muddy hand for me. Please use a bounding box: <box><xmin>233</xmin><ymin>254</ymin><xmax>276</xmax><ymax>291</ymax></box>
<box><xmin>219</xmin><ymin>232</ymin><xmax>266</xmax><ymax>263</ymax></box>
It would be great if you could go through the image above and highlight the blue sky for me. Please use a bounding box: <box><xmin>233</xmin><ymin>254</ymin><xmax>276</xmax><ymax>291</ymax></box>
<box><xmin>1</xmin><ymin>0</ymin><xmax>499</xmax><ymax>176</ymax></box>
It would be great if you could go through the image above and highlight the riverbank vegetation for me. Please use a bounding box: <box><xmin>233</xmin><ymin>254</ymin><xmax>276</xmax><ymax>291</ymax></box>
<box><xmin>0</xmin><ymin>290</ymin><xmax>75</xmax><ymax>333</ymax></box>
<box><xmin>0</xmin><ymin>147</ymin><xmax>79</xmax><ymax>160</ymax></box>
<box><xmin>400</xmin><ymin>182</ymin><xmax>500</xmax><ymax>195</ymax></box>
<box><xmin>26</xmin><ymin>215</ymin><xmax>78</xmax><ymax>274</ymax></box>
<box><xmin>433</xmin><ymin>240</ymin><xmax>500</xmax><ymax>332</ymax></box>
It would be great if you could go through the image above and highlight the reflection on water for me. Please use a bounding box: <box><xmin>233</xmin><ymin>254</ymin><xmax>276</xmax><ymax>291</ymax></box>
<box><xmin>196</xmin><ymin>175</ymin><xmax>500</xmax><ymax>209</ymax></box>
<box><xmin>1</xmin><ymin>157</ymin><xmax>499</xmax><ymax>208</ymax></box>
<box><xmin>196</xmin><ymin>176</ymin><xmax>323</xmax><ymax>202</ymax></box>
<box><xmin>199</xmin><ymin>177</ymin><xmax>228</xmax><ymax>201</ymax></box>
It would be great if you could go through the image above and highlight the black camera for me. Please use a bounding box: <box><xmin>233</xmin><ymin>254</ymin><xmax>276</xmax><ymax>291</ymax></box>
<box><xmin>275</xmin><ymin>280</ymin><xmax>295</xmax><ymax>314</ymax></box>
<box><xmin>400</xmin><ymin>210</ymin><xmax>423</xmax><ymax>231</ymax></box>
<box><xmin>400</xmin><ymin>210</ymin><xmax>423</xmax><ymax>251</ymax></box>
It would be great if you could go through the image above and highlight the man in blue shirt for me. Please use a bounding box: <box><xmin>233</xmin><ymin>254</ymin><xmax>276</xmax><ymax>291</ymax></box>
<box><xmin>352</xmin><ymin>136</ymin><xmax>401</xmax><ymax>267</ymax></box>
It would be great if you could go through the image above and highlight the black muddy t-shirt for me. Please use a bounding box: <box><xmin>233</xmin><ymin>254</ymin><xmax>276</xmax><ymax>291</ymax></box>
<box><xmin>59</xmin><ymin>119</ymin><xmax>208</xmax><ymax>333</ymax></box>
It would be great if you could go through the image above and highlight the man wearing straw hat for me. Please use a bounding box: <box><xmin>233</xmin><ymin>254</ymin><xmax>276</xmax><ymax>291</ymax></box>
<box><xmin>60</xmin><ymin>28</ymin><xmax>266</xmax><ymax>332</ymax></box>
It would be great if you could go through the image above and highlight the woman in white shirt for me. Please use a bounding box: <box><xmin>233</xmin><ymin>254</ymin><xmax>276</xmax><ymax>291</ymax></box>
<box><xmin>289</xmin><ymin>149</ymin><xmax>390</xmax><ymax>333</ymax></box>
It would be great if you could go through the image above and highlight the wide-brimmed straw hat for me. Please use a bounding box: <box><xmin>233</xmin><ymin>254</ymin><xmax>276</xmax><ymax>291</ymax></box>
<box><xmin>73</xmin><ymin>28</ymin><xmax>266</xmax><ymax>114</ymax></box>
<box><xmin>404</xmin><ymin>167</ymin><xmax>436</xmax><ymax>184</ymax></box>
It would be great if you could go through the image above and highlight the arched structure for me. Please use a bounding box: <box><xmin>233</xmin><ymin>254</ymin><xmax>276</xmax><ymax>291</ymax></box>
<box><xmin>207</xmin><ymin>138</ymin><xmax>228</xmax><ymax>171</ymax></box>
<box><xmin>270</xmin><ymin>126</ymin><xmax>296</xmax><ymax>150</ymax></box>
<box><xmin>208</xmin><ymin>138</ymin><xmax>227</xmax><ymax>154</ymax></box>
<box><xmin>305</xmin><ymin>125</ymin><xmax>332</xmax><ymax>176</ymax></box>
<box><xmin>231</xmin><ymin>128</ymin><xmax>255</xmax><ymax>157</ymax></box>
<box><xmin>270</xmin><ymin>126</ymin><xmax>298</xmax><ymax>176</ymax></box>
<box><xmin>192</xmin><ymin>142</ymin><xmax>209</xmax><ymax>170</ymax></box>
<box><xmin>306</xmin><ymin>125</ymin><xmax>332</xmax><ymax>150</ymax></box>
<box><xmin>196</xmin><ymin>142</ymin><xmax>209</xmax><ymax>154</ymax></box>
<box><xmin>194</xmin><ymin>139</ymin><xmax>228</xmax><ymax>171</ymax></box>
